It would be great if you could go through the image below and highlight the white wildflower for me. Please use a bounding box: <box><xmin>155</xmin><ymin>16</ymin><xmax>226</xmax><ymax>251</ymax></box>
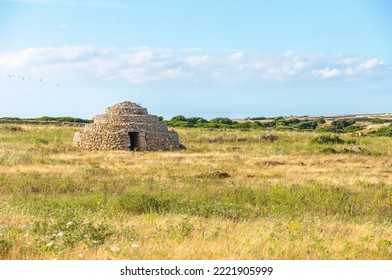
<box><xmin>131</xmin><ymin>243</ymin><xmax>140</xmax><ymax>249</ymax></box>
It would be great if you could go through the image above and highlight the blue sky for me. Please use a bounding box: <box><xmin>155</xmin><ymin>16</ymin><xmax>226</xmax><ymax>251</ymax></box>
<box><xmin>0</xmin><ymin>0</ymin><xmax>391</xmax><ymax>119</ymax></box>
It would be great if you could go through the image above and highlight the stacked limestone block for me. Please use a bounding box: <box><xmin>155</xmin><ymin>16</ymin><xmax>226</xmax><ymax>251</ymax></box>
<box><xmin>73</xmin><ymin>101</ymin><xmax>183</xmax><ymax>151</ymax></box>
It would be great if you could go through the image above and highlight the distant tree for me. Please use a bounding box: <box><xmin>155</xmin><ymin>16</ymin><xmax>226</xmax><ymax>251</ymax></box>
<box><xmin>296</xmin><ymin>121</ymin><xmax>318</xmax><ymax>130</ymax></box>
<box><xmin>187</xmin><ymin>117</ymin><xmax>207</xmax><ymax>124</ymax></box>
<box><xmin>170</xmin><ymin>115</ymin><xmax>187</xmax><ymax>122</ymax></box>
<box><xmin>210</xmin><ymin>117</ymin><xmax>234</xmax><ymax>125</ymax></box>
<box><xmin>195</xmin><ymin>118</ymin><xmax>208</xmax><ymax>124</ymax></box>
<box><xmin>316</xmin><ymin>117</ymin><xmax>326</xmax><ymax>124</ymax></box>
<box><xmin>331</xmin><ymin>119</ymin><xmax>356</xmax><ymax>130</ymax></box>
<box><xmin>275</xmin><ymin>119</ymin><xmax>290</xmax><ymax>127</ymax></box>
<box><xmin>370</xmin><ymin>118</ymin><xmax>388</xmax><ymax>124</ymax></box>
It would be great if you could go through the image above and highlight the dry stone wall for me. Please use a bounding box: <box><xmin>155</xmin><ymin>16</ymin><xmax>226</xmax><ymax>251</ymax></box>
<box><xmin>73</xmin><ymin>101</ymin><xmax>183</xmax><ymax>151</ymax></box>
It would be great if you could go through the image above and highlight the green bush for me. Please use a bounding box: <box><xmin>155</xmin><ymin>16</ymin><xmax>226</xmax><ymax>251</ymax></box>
<box><xmin>296</xmin><ymin>121</ymin><xmax>318</xmax><ymax>130</ymax></box>
<box><xmin>311</xmin><ymin>135</ymin><xmax>345</xmax><ymax>144</ymax></box>
<box><xmin>331</xmin><ymin>119</ymin><xmax>356</xmax><ymax>130</ymax></box>
<box><xmin>186</xmin><ymin>117</ymin><xmax>207</xmax><ymax>124</ymax></box>
<box><xmin>370</xmin><ymin>124</ymin><xmax>392</xmax><ymax>137</ymax></box>
<box><xmin>249</xmin><ymin>117</ymin><xmax>266</xmax><ymax>120</ymax></box>
<box><xmin>370</xmin><ymin>118</ymin><xmax>388</xmax><ymax>124</ymax></box>
<box><xmin>167</xmin><ymin>121</ymin><xmax>194</xmax><ymax>128</ymax></box>
<box><xmin>233</xmin><ymin>122</ymin><xmax>252</xmax><ymax>129</ymax></box>
<box><xmin>170</xmin><ymin>115</ymin><xmax>187</xmax><ymax>122</ymax></box>
<box><xmin>344</xmin><ymin>125</ymin><xmax>363</xmax><ymax>133</ymax></box>
<box><xmin>56</xmin><ymin>117</ymin><xmax>92</xmax><ymax>123</ymax></box>
<box><xmin>275</xmin><ymin>119</ymin><xmax>290</xmax><ymax>127</ymax></box>
<box><xmin>316</xmin><ymin>117</ymin><xmax>326</xmax><ymax>124</ymax></box>
<box><xmin>0</xmin><ymin>117</ymin><xmax>21</xmax><ymax>121</ymax></box>
<box><xmin>317</xmin><ymin>126</ymin><xmax>337</xmax><ymax>133</ymax></box>
<box><xmin>210</xmin><ymin>117</ymin><xmax>234</xmax><ymax>125</ymax></box>
<box><xmin>288</xmin><ymin>118</ymin><xmax>301</xmax><ymax>124</ymax></box>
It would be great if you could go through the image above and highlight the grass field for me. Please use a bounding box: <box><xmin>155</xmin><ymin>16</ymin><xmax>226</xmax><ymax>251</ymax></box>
<box><xmin>0</xmin><ymin>123</ymin><xmax>391</xmax><ymax>259</ymax></box>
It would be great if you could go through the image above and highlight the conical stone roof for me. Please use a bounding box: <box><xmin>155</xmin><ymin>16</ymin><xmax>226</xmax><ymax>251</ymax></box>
<box><xmin>105</xmin><ymin>101</ymin><xmax>148</xmax><ymax>115</ymax></box>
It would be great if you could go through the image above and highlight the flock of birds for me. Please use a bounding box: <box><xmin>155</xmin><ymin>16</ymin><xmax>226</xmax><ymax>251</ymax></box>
<box><xmin>6</xmin><ymin>74</ymin><xmax>60</xmax><ymax>86</ymax></box>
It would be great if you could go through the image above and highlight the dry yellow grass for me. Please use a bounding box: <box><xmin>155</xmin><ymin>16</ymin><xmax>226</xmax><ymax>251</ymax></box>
<box><xmin>0</xmin><ymin>125</ymin><xmax>391</xmax><ymax>259</ymax></box>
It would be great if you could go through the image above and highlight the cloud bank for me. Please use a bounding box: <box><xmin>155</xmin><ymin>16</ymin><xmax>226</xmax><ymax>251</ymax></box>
<box><xmin>0</xmin><ymin>46</ymin><xmax>388</xmax><ymax>84</ymax></box>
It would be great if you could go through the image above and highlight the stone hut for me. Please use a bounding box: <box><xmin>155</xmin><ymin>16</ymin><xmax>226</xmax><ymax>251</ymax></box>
<box><xmin>73</xmin><ymin>101</ymin><xmax>183</xmax><ymax>151</ymax></box>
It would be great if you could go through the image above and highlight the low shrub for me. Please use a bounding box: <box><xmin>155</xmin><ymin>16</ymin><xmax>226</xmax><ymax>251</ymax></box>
<box><xmin>210</xmin><ymin>117</ymin><xmax>234</xmax><ymax>125</ymax></box>
<box><xmin>370</xmin><ymin>118</ymin><xmax>388</xmax><ymax>124</ymax></box>
<box><xmin>331</xmin><ymin>119</ymin><xmax>356</xmax><ymax>130</ymax></box>
<box><xmin>316</xmin><ymin>117</ymin><xmax>326</xmax><ymax>124</ymax></box>
<box><xmin>370</xmin><ymin>124</ymin><xmax>392</xmax><ymax>137</ymax></box>
<box><xmin>344</xmin><ymin>126</ymin><xmax>363</xmax><ymax>133</ymax></box>
<box><xmin>311</xmin><ymin>135</ymin><xmax>345</xmax><ymax>144</ymax></box>
<box><xmin>295</xmin><ymin>121</ymin><xmax>318</xmax><ymax>130</ymax></box>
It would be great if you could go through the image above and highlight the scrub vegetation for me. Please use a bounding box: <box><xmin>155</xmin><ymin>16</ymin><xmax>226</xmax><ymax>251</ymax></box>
<box><xmin>0</xmin><ymin>117</ymin><xmax>391</xmax><ymax>259</ymax></box>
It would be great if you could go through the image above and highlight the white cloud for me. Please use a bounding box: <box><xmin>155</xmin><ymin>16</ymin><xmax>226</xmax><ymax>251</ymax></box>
<box><xmin>185</xmin><ymin>55</ymin><xmax>210</xmax><ymax>67</ymax></box>
<box><xmin>312</xmin><ymin>67</ymin><xmax>341</xmax><ymax>79</ymax></box>
<box><xmin>0</xmin><ymin>46</ymin><xmax>388</xmax><ymax>84</ymax></box>
<box><xmin>127</xmin><ymin>51</ymin><xmax>154</xmax><ymax>65</ymax></box>
<box><xmin>228</xmin><ymin>51</ymin><xmax>244</xmax><ymax>61</ymax></box>
<box><xmin>358</xmin><ymin>58</ymin><xmax>383</xmax><ymax>70</ymax></box>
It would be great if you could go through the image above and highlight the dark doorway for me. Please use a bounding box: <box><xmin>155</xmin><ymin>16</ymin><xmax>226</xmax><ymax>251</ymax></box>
<box><xmin>128</xmin><ymin>132</ymin><xmax>139</xmax><ymax>151</ymax></box>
